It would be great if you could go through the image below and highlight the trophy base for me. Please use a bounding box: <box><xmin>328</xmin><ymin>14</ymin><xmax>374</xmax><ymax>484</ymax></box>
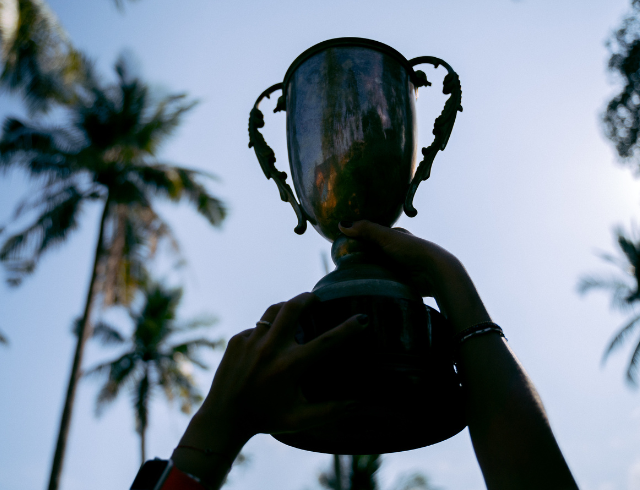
<box><xmin>272</xmin><ymin>239</ymin><xmax>467</xmax><ymax>454</ymax></box>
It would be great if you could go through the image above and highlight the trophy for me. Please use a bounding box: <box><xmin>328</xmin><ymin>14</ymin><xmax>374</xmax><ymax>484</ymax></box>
<box><xmin>248</xmin><ymin>38</ymin><xmax>465</xmax><ymax>454</ymax></box>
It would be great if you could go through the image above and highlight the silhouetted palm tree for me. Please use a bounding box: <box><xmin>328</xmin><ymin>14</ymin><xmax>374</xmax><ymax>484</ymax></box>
<box><xmin>0</xmin><ymin>56</ymin><xmax>225</xmax><ymax>490</ymax></box>
<box><xmin>579</xmin><ymin>226</ymin><xmax>640</xmax><ymax>385</ymax></box>
<box><xmin>0</xmin><ymin>0</ymin><xmax>85</xmax><ymax>113</ymax></box>
<box><xmin>86</xmin><ymin>281</ymin><xmax>223</xmax><ymax>463</ymax></box>
<box><xmin>319</xmin><ymin>455</ymin><xmax>434</xmax><ymax>490</ymax></box>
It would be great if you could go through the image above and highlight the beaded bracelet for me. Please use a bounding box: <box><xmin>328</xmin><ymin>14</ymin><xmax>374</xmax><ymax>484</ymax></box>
<box><xmin>453</xmin><ymin>321</ymin><xmax>506</xmax><ymax>347</ymax></box>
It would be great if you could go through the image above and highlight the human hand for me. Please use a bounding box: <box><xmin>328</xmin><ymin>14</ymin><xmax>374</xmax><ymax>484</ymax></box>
<box><xmin>338</xmin><ymin>220</ymin><xmax>490</xmax><ymax>333</ymax></box>
<box><xmin>172</xmin><ymin>292</ymin><xmax>368</xmax><ymax>485</ymax></box>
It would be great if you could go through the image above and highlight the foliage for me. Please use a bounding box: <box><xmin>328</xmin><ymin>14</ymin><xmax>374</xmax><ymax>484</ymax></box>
<box><xmin>319</xmin><ymin>455</ymin><xmax>434</xmax><ymax>490</ymax></box>
<box><xmin>578</xmin><ymin>225</ymin><xmax>640</xmax><ymax>385</ymax></box>
<box><xmin>85</xmin><ymin>281</ymin><xmax>223</xmax><ymax>462</ymax></box>
<box><xmin>603</xmin><ymin>0</ymin><xmax>640</xmax><ymax>165</ymax></box>
<box><xmin>0</xmin><ymin>0</ymin><xmax>86</xmax><ymax>113</ymax></box>
<box><xmin>0</xmin><ymin>55</ymin><xmax>226</xmax><ymax>295</ymax></box>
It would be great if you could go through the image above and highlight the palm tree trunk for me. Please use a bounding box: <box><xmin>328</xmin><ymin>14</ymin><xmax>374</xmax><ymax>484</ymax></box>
<box><xmin>47</xmin><ymin>197</ymin><xmax>110</xmax><ymax>490</ymax></box>
<box><xmin>333</xmin><ymin>455</ymin><xmax>343</xmax><ymax>490</ymax></box>
<box><xmin>140</xmin><ymin>424</ymin><xmax>146</xmax><ymax>465</ymax></box>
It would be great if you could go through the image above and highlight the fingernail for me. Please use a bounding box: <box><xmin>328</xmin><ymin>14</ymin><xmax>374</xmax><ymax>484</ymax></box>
<box><xmin>339</xmin><ymin>220</ymin><xmax>353</xmax><ymax>228</ymax></box>
<box><xmin>357</xmin><ymin>314</ymin><xmax>369</xmax><ymax>326</ymax></box>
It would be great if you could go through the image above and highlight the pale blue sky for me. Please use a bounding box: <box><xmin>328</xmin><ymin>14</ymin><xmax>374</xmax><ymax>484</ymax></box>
<box><xmin>1</xmin><ymin>0</ymin><xmax>640</xmax><ymax>489</ymax></box>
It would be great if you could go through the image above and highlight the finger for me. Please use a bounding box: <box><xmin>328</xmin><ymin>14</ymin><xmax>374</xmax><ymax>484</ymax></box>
<box><xmin>260</xmin><ymin>302</ymin><xmax>285</xmax><ymax>322</ymax></box>
<box><xmin>338</xmin><ymin>220</ymin><xmax>407</xmax><ymax>248</ymax></box>
<box><xmin>269</xmin><ymin>292</ymin><xmax>317</xmax><ymax>340</ymax></box>
<box><xmin>249</xmin><ymin>302</ymin><xmax>285</xmax><ymax>341</ymax></box>
<box><xmin>392</xmin><ymin>226</ymin><xmax>414</xmax><ymax>236</ymax></box>
<box><xmin>291</xmin><ymin>313</ymin><xmax>369</xmax><ymax>369</ymax></box>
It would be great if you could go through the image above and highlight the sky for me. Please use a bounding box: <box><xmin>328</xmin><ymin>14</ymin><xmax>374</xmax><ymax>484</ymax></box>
<box><xmin>1</xmin><ymin>0</ymin><xmax>640</xmax><ymax>489</ymax></box>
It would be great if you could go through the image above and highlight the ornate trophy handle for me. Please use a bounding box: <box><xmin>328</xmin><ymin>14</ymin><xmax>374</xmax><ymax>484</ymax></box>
<box><xmin>404</xmin><ymin>57</ymin><xmax>463</xmax><ymax>218</ymax></box>
<box><xmin>248</xmin><ymin>83</ymin><xmax>308</xmax><ymax>234</ymax></box>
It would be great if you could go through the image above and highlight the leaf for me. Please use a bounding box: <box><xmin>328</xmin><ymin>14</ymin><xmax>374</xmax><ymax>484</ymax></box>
<box><xmin>92</xmin><ymin>321</ymin><xmax>125</xmax><ymax>345</ymax></box>
<box><xmin>626</xmin><ymin>335</ymin><xmax>640</xmax><ymax>386</ymax></box>
<box><xmin>603</xmin><ymin>313</ymin><xmax>640</xmax><ymax>363</ymax></box>
<box><xmin>0</xmin><ymin>184</ymin><xmax>83</xmax><ymax>284</ymax></box>
<box><xmin>577</xmin><ymin>274</ymin><xmax>635</xmax><ymax>311</ymax></box>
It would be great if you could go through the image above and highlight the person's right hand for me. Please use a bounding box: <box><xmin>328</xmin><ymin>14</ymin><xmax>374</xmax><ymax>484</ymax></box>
<box><xmin>338</xmin><ymin>220</ymin><xmax>491</xmax><ymax>333</ymax></box>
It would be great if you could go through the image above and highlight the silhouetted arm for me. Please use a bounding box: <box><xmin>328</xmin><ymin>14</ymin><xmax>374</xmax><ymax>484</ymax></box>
<box><xmin>339</xmin><ymin>220</ymin><xmax>579</xmax><ymax>490</ymax></box>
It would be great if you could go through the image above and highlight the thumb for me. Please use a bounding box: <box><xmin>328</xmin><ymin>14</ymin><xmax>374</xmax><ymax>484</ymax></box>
<box><xmin>338</xmin><ymin>220</ymin><xmax>394</xmax><ymax>245</ymax></box>
<box><xmin>338</xmin><ymin>220</ymin><xmax>413</xmax><ymax>252</ymax></box>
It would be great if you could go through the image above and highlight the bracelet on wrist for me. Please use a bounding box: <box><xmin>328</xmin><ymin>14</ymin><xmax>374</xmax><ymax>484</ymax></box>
<box><xmin>453</xmin><ymin>321</ymin><xmax>506</xmax><ymax>348</ymax></box>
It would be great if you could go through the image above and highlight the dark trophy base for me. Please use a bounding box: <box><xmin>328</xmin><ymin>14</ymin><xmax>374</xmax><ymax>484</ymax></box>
<box><xmin>272</xmin><ymin>237</ymin><xmax>467</xmax><ymax>454</ymax></box>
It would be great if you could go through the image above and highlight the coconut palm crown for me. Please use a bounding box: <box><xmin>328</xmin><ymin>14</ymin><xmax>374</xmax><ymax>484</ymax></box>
<box><xmin>0</xmin><ymin>55</ymin><xmax>225</xmax><ymax>490</ymax></box>
<box><xmin>579</xmin><ymin>226</ymin><xmax>640</xmax><ymax>385</ymax></box>
<box><xmin>86</xmin><ymin>281</ymin><xmax>223</xmax><ymax>463</ymax></box>
<box><xmin>319</xmin><ymin>454</ymin><xmax>434</xmax><ymax>490</ymax></box>
<box><xmin>0</xmin><ymin>0</ymin><xmax>85</xmax><ymax>114</ymax></box>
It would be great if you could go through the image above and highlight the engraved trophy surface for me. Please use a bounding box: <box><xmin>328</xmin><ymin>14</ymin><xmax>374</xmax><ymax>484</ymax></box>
<box><xmin>248</xmin><ymin>38</ymin><xmax>465</xmax><ymax>454</ymax></box>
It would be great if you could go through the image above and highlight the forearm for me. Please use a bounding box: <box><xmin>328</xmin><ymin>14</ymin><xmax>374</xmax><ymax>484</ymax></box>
<box><xmin>431</xmin><ymin>259</ymin><xmax>578</xmax><ymax>489</ymax></box>
<box><xmin>458</xmin><ymin>335</ymin><xmax>578</xmax><ymax>489</ymax></box>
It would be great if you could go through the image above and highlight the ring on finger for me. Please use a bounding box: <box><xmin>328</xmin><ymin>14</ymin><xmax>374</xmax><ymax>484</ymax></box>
<box><xmin>256</xmin><ymin>320</ymin><xmax>273</xmax><ymax>328</ymax></box>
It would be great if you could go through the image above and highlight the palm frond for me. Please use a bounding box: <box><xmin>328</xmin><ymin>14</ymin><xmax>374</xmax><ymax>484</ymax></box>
<box><xmin>603</xmin><ymin>313</ymin><xmax>640</xmax><ymax>363</ymax></box>
<box><xmin>174</xmin><ymin>167</ymin><xmax>226</xmax><ymax>226</ymax></box>
<box><xmin>86</xmin><ymin>352</ymin><xmax>138</xmax><ymax>414</ymax></box>
<box><xmin>92</xmin><ymin>321</ymin><xmax>125</xmax><ymax>345</ymax></box>
<box><xmin>0</xmin><ymin>117</ymin><xmax>79</xmax><ymax>179</ymax></box>
<box><xmin>0</xmin><ymin>0</ymin><xmax>86</xmax><ymax>113</ymax></box>
<box><xmin>0</xmin><ymin>184</ymin><xmax>83</xmax><ymax>284</ymax></box>
<box><xmin>626</xmin><ymin>335</ymin><xmax>640</xmax><ymax>386</ymax></box>
<box><xmin>170</xmin><ymin>338</ymin><xmax>224</xmax><ymax>357</ymax></box>
<box><xmin>577</xmin><ymin>274</ymin><xmax>635</xmax><ymax>311</ymax></box>
<box><xmin>597</xmin><ymin>250</ymin><xmax>630</xmax><ymax>270</ymax></box>
<box><xmin>392</xmin><ymin>473</ymin><xmax>435</xmax><ymax>490</ymax></box>
<box><xmin>128</xmin><ymin>164</ymin><xmax>225</xmax><ymax>227</ymax></box>
<box><xmin>135</xmin><ymin>94</ymin><xmax>197</xmax><ymax>155</ymax></box>
<box><xmin>174</xmin><ymin>314</ymin><xmax>218</xmax><ymax>332</ymax></box>
<box><xmin>158</xmin><ymin>362</ymin><xmax>202</xmax><ymax>414</ymax></box>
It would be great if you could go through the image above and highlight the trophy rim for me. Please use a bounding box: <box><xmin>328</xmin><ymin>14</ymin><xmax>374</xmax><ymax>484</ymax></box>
<box><xmin>282</xmin><ymin>37</ymin><xmax>419</xmax><ymax>91</ymax></box>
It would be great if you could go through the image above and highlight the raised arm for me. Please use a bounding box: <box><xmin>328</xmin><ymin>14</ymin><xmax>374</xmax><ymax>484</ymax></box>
<box><xmin>338</xmin><ymin>220</ymin><xmax>579</xmax><ymax>490</ymax></box>
<box><xmin>168</xmin><ymin>294</ymin><xmax>368</xmax><ymax>490</ymax></box>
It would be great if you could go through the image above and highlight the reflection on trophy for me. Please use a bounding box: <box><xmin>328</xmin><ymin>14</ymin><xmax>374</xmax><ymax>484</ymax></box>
<box><xmin>248</xmin><ymin>38</ymin><xmax>465</xmax><ymax>454</ymax></box>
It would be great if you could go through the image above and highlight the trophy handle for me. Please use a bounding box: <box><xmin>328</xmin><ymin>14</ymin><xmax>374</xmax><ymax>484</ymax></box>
<box><xmin>248</xmin><ymin>83</ymin><xmax>308</xmax><ymax>234</ymax></box>
<box><xmin>404</xmin><ymin>57</ymin><xmax>463</xmax><ymax>218</ymax></box>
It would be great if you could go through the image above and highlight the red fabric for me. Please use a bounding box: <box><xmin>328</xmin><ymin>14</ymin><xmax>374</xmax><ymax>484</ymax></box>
<box><xmin>161</xmin><ymin>466</ymin><xmax>208</xmax><ymax>490</ymax></box>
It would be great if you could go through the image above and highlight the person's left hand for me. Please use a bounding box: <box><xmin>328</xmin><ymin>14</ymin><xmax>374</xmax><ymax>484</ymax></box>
<box><xmin>200</xmin><ymin>292</ymin><xmax>368</xmax><ymax>437</ymax></box>
<box><xmin>174</xmin><ymin>292</ymin><xmax>369</xmax><ymax>471</ymax></box>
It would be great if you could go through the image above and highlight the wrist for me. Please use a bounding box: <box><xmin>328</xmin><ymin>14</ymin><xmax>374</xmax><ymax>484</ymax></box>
<box><xmin>171</xmin><ymin>410</ymin><xmax>253</xmax><ymax>489</ymax></box>
<box><xmin>427</xmin><ymin>258</ymin><xmax>491</xmax><ymax>334</ymax></box>
<box><xmin>179</xmin><ymin>408</ymin><xmax>253</xmax><ymax>456</ymax></box>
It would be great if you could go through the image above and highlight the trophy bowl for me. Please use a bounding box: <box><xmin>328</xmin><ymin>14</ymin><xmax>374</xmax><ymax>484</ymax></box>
<box><xmin>248</xmin><ymin>38</ymin><xmax>465</xmax><ymax>454</ymax></box>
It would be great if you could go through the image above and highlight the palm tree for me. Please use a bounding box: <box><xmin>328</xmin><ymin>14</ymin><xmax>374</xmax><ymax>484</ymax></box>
<box><xmin>0</xmin><ymin>0</ymin><xmax>85</xmax><ymax>113</ymax></box>
<box><xmin>85</xmin><ymin>281</ymin><xmax>223</xmax><ymax>463</ymax></box>
<box><xmin>578</xmin><ymin>225</ymin><xmax>640</xmax><ymax>385</ymax></box>
<box><xmin>318</xmin><ymin>454</ymin><xmax>434</xmax><ymax>490</ymax></box>
<box><xmin>0</xmin><ymin>56</ymin><xmax>225</xmax><ymax>490</ymax></box>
